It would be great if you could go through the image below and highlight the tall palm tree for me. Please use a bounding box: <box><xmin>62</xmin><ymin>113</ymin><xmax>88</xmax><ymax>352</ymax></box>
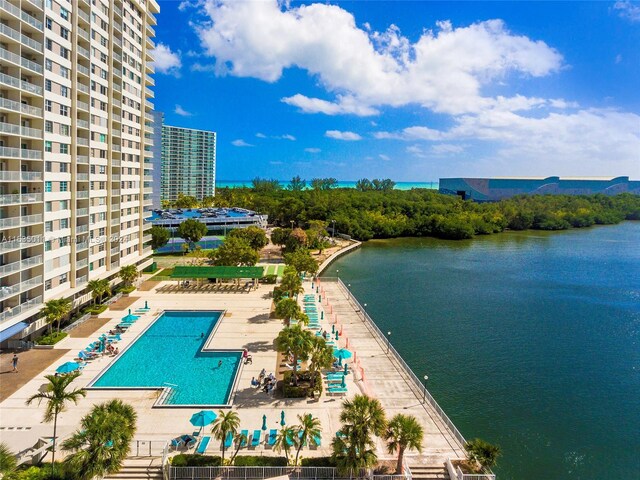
<box><xmin>293</xmin><ymin>413</ymin><xmax>322</xmax><ymax>466</ymax></box>
<box><xmin>273</xmin><ymin>426</ymin><xmax>297</xmax><ymax>465</ymax></box>
<box><xmin>274</xmin><ymin>326</ymin><xmax>315</xmax><ymax>386</ymax></box>
<box><xmin>0</xmin><ymin>442</ymin><xmax>18</xmax><ymax>479</ymax></box>
<box><xmin>229</xmin><ymin>431</ymin><xmax>248</xmax><ymax>464</ymax></box>
<box><xmin>384</xmin><ymin>414</ymin><xmax>424</xmax><ymax>474</ymax></box>
<box><xmin>211</xmin><ymin>410</ymin><xmax>240</xmax><ymax>464</ymax></box>
<box><xmin>119</xmin><ymin>265</ymin><xmax>140</xmax><ymax>288</ymax></box>
<box><xmin>41</xmin><ymin>298</ymin><xmax>72</xmax><ymax>333</ymax></box>
<box><xmin>62</xmin><ymin>400</ymin><xmax>137</xmax><ymax>480</ymax></box>
<box><xmin>464</xmin><ymin>438</ymin><xmax>501</xmax><ymax>473</ymax></box>
<box><xmin>88</xmin><ymin>278</ymin><xmax>110</xmax><ymax>305</ymax></box>
<box><xmin>26</xmin><ymin>372</ymin><xmax>86</xmax><ymax>476</ymax></box>
<box><xmin>331</xmin><ymin>434</ymin><xmax>378</xmax><ymax>477</ymax></box>
<box><xmin>308</xmin><ymin>337</ymin><xmax>334</xmax><ymax>389</ymax></box>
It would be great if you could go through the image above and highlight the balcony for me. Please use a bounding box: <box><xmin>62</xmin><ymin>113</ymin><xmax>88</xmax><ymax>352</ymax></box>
<box><xmin>146</xmin><ymin>23</ymin><xmax>156</xmax><ymax>37</ymax></box>
<box><xmin>77</xmin><ymin>155</ymin><xmax>89</xmax><ymax>164</ymax></box>
<box><xmin>110</xmin><ymin>246</ymin><xmax>120</xmax><ymax>256</ymax></box>
<box><xmin>76</xmin><ymin>275</ymin><xmax>87</xmax><ymax>286</ymax></box>
<box><xmin>112</xmin><ymin>144</ymin><xmax>121</xmax><ymax>152</ymax></box>
<box><xmin>77</xmin><ymin>119</ymin><xmax>89</xmax><ymax>129</ymax></box>
<box><xmin>75</xmin><ymin>224</ymin><xmax>89</xmax><ymax>234</ymax></box>
<box><xmin>113</xmin><ymin>83</ymin><xmax>121</xmax><ymax>93</ymax></box>
<box><xmin>0</xmin><ymin>214</ymin><xmax>42</xmax><ymax>229</ymax></box>
<box><xmin>76</xmin><ymin>258</ymin><xmax>88</xmax><ymax>269</ymax></box>
<box><xmin>77</xmin><ymin>137</ymin><xmax>89</xmax><ymax>146</ymax></box>
<box><xmin>0</xmin><ymin>147</ymin><xmax>42</xmax><ymax>160</ymax></box>
<box><xmin>77</xmin><ymin>63</ymin><xmax>89</xmax><ymax>76</ymax></box>
<box><xmin>77</xmin><ymin>100</ymin><xmax>89</xmax><ymax>112</ymax></box>
<box><xmin>77</xmin><ymin>173</ymin><xmax>89</xmax><ymax>181</ymax></box>
<box><xmin>77</xmin><ymin>45</ymin><xmax>89</xmax><ymax>59</ymax></box>
<box><xmin>77</xmin><ymin>191</ymin><xmax>90</xmax><ymax>199</ymax></box>
<box><xmin>0</xmin><ymin>122</ymin><xmax>42</xmax><ymax>139</ymax></box>
<box><xmin>0</xmin><ymin>97</ymin><xmax>42</xmax><ymax>117</ymax></box>
<box><xmin>26</xmin><ymin>0</ymin><xmax>43</xmax><ymax>10</ymax></box>
<box><xmin>0</xmin><ymin>192</ymin><xmax>42</xmax><ymax>206</ymax></box>
<box><xmin>77</xmin><ymin>83</ymin><xmax>90</xmax><ymax>94</ymax></box>
<box><xmin>0</xmin><ymin>254</ymin><xmax>42</xmax><ymax>277</ymax></box>
<box><xmin>0</xmin><ymin>170</ymin><xmax>42</xmax><ymax>181</ymax></box>
<box><xmin>77</xmin><ymin>28</ymin><xmax>90</xmax><ymax>41</ymax></box>
<box><xmin>0</xmin><ymin>0</ymin><xmax>43</xmax><ymax>30</ymax></box>
<box><xmin>0</xmin><ymin>72</ymin><xmax>42</xmax><ymax>95</ymax></box>
<box><xmin>78</xmin><ymin>8</ymin><xmax>90</xmax><ymax>23</ymax></box>
<box><xmin>114</xmin><ymin>5</ymin><xmax>122</xmax><ymax>17</ymax></box>
<box><xmin>76</xmin><ymin>207</ymin><xmax>89</xmax><ymax>216</ymax></box>
<box><xmin>0</xmin><ymin>22</ymin><xmax>43</xmax><ymax>53</ymax></box>
<box><xmin>76</xmin><ymin>241</ymin><xmax>88</xmax><ymax>251</ymax></box>
<box><xmin>111</xmin><ymin>189</ymin><xmax>121</xmax><ymax>196</ymax></box>
<box><xmin>0</xmin><ymin>296</ymin><xmax>42</xmax><ymax>323</ymax></box>
<box><xmin>0</xmin><ymin>47</ymin><xmax>42</xmax><ymax>74</ymax></box>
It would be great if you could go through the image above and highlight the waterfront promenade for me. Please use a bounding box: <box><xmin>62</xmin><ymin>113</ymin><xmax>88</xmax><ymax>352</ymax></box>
<box><xmin>315</xmin><ymin>277</ymin><xmax>465</xmax><ymax>465</ymax></box>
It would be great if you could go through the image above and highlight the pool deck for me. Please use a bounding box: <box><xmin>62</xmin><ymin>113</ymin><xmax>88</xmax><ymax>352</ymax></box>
<box><xmin>0</xmin><ymin>279</ymin><xmax>463</xmax><ymax>466</ymax></box>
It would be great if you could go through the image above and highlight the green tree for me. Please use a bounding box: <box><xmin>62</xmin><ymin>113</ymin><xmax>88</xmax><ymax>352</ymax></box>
<box><xmin>355</xmin><ymin>179</ymin><xmax>373</xmax><ymax>192</ymax></box>
<box><xmin>284</xmin><ymin>249</ymin><xmax>319</xmax><ymax>276</ymax></box>
<box><xmin>270</xmin><ymin>228</ymin><xmax>291</xmax><ymax>248</ymax></box>
<box><xmin>274</xmin><ymin>326</ymin><xmax>315</xmax><ymax>386</ymax></box>
<box><xmin>88</xmin><ymin>278</ymin><xmax>110</xmax><ymax>306</ymax></box>
<box><xmin>62</xmin><ymin>400</ymin><xmax>137</xmax><ymax>480</ymax></box>
<box><xmin>229</xmin><ymin>431</ymin><xmax>249</xmax><ymax>464</ymax></box>
<box><xmin>332</xmin><ymin>394</ymin><xmax>387</xmax><ymax>475</ymax></box>
<box><xmin>293</xmin><ymin>414</ymin><xmax>322</xmax><ymax>466</ymax></box>
<box><xmin>177</xmin><ymin>218</ymin><xmax>208</xmax><ymax>250</ymax></box>
<box><xmin>279</xmin><ymin>266</ymin><xmax>303</xmax><ymax>298</ymax></box>
<box><xmin>464</xmin><ymin>438</ymin><xmax>501</xmax><ymax>473</ymax></box>
<box><xmin>310</xmin><ymin>178</ymin><xmax>338</xmax><ymax>190</ymax></box>
<box><xmin>26</xmin><ymin>372</ymin><xmax>86</xmax><ymax>476</ymax></box>
<box><xmin>150</xmin><ymin>225</ymin><xmax>170</xmax><ymax>250</ymax></box>
<box><xmin>288</xmin><ymin>176</ymin><xmax>306</xmax><ymax>191</ymax></box>
<box><xmin>174</xmin><ymin>193</ymin><xmax>199</xmax><ymax>209</ymax></box>
<box><xmin>273</xmin><ymin>426</ymin><xmax>297</xmax><ymax>464</ymax></box>
<box><xmin>275</xmin><ymin>298</ymin><xmax>308</xmax><ymax>326</ymax></box>
<box><xmin>118</xmin><ymin>265</ymin><xmax>140</xmax><ymax>288</ymax></box>
<box><xmin>252</xmin><ymin>178</ymin><xmax>282</xmax><ymax>193</ymax></box>
<box><xmin>285</xmin><ymin>228</ymin><xmax>307</xmax><ymax>252</ymax></box>
<box><xmin>211</xmin><ymin>410</ymin><xmax>240</xmax><ymax>464</ymax></box>
<box><xmin>41</xmin><ymin>298</ymin><xmax>72</xmax><ymax>333</ymax></box>
<box><xmin>228</xmin><ymin>226</ymin><xmax>268</xmax><ymax>251</ymax></box>
<box><xmin>307</xmin><ymin>337</ymin><xmax>334</xmax><ymax>390</ymax></box>
<box><xmin>0</xmin><ymin>442</ymin><xmax>17</xmax><ymax>480</ymax></box>
<box><xmin>201</xmin><ymin>196</ymin><xmax>215</xmax><ymax>208</ymax></box>
<box><xmin>210</xmin><ymin>236</ymin><xmax>259</xmax><ymax>266</ymax></box>
<box><xmin>384</xmin><ymin>414</ymin><xmax>424</xmax><ymax>474</ymax></box>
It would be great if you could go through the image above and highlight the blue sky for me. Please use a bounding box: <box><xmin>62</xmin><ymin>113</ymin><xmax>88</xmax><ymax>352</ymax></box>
<box><xmin>151</xmin><ymin>1</ymin><xmax>640</xmax><ymax>182</ymax></box>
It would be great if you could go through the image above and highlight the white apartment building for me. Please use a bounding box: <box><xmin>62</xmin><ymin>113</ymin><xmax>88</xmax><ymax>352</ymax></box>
<box><xmin>0</xmin><ymin>0</ymin><xmax>159</xmax><ymax>342</ymax></box>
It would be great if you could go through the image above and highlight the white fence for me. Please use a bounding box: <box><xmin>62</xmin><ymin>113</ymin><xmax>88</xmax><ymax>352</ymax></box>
<box><xmin>169</xmin><ymin>466</ymin><xmax>407</xmax><ymax>480</ymax></box>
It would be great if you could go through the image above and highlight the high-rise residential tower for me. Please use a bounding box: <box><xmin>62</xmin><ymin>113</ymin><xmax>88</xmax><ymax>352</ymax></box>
<box><xmin>150</xmin><ymin>110</ymin><xmax>162</xmax><ymax>208</ymax></box>
<box><xmin>160</xmin><ymin>124</ymin><xmax>216</xmax><ymax>204</ymax></box>
<box><xmin>0</xmin><ymin>0</ymin><xmax>159</xmax><ymax>342</ymax></box>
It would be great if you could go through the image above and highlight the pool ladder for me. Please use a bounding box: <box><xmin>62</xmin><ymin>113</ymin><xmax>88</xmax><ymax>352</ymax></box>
<box><xmin>158</xmin><ymin>383</ymin><xmax>178</xmax><ymax>405</ymax></box>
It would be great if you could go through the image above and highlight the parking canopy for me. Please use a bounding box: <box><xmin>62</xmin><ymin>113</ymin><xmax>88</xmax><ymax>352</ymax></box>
<box><xmin>170</xmin><ymin>265</ymin><xmax>265</xmax><ymax>279</ymax></box>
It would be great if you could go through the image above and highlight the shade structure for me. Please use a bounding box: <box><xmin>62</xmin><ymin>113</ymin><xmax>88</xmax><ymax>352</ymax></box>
<box><xmin>56</xmin><ymin>361</ymin><xmax>80</xmax><ymax>374</ymax></box>
<box><xmin>333</xmin><ymin>348</ymin><xmax>352</xmax><ymax>360</ymax></box>
<box><xmin>121</xmin><ymin>310</ymin><xmax>139</xmax><ymax>323</ymax></box>
<box><xmin>262</xmin><ymin>414</ymin><xmax>268</xmax><ymax>431</ymax></box>
<box><xmin>190</xmin><ymin>410</ymin><xmax>217</xmax><ymax>428</ymax></box>
<box><xmin>280</xmin><ymin>410</ymin><xmax>286</xmax><ymax>426</ymax></box>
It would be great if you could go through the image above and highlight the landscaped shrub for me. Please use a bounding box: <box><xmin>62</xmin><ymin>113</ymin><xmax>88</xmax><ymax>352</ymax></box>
<box><xmin>119</xmin><ymin>285</ymin><xmax>136</xmax><ymax>294</ymax></box>
<box><xmin>35</xmin><ymin>332</ymin><xmax>68</xmax><ymax>345</ymax></box>
<box><xmin>301</xmin><ymin>457</ymin><xmax>336</xmax><ymax>467</ymax></box>
<box><xmin>86</xmin><ymin>304</ymin><xmax>108</xmax><ymax>315</ymax></box>
<box><xmin>261</xmin><ymin>274</ymin><xmax>278</xmax><ymax>284</ymax></box>
<box><xmin>171</xmin><ymin>454</ymin><xmax>222</xmax><ymax>467</ymax></box>
<box><xmin>233</xmin><ymin>456</ymin><xmax>288</xmax><ymax>466</ymax></box>
<box><xmin>15</xmin><ymin>463</ymin><xmax>73</xmax><ymax>480</ymax></box>
<box><xmin>282</xmin><ymin>370</ymin><xmax>322</xmax><ymax>398</ymax></box>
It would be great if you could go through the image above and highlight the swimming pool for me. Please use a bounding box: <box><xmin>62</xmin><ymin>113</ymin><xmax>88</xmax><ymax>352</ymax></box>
<box><xmin>89</xmin><ymin>311</ymin><xmax>242</xmax><ymax>406</ymax></box>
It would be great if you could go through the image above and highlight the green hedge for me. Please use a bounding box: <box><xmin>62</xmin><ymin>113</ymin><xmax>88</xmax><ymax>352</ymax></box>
<box><xmin>119</xmin><ymin>285</ymin><xmax>136</xmax><ymax>294</ymax></box>
<box><xmin>171</xmin><ymin>454</ymin><xmax>222</xmax><ymax>467</ymax></box>
<box><xmin>282</xmin><ymin>370</ymin><xmax>322</xmax><ymax>398</ymax></box>
<box><xmin>261</xmin><ymin>274</ymin><xmax>278</xmax><ymax>284</ymax></box>
<box><xmin>301</xmin><ymin>457</ymin><xmax>336</xmax><ymax>467</ymax></box>
<box><xmin>85</xmin><ymin>304</ymin><xmax>108</xmax><ymax>315</ymax></box>
<box><xmin>15</xmin><ymin>463</ymin><xmax>73</xmax><ymax>479</ymax></box>
<box><xmin>233</xmin><ymin>456</ymin><xmax>288</xmax><ymax>466</ymax></box>
<box><xmin>35</xmin><ymin>331</ymin><xmax>68</xmax><ymax>345</ymax></box>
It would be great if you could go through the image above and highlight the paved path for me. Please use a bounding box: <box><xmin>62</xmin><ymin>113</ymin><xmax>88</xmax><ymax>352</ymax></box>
<box><xmin>318</xmin><ymin>279</ymin><xmax>465</xmax><ymax>465</ymax></box>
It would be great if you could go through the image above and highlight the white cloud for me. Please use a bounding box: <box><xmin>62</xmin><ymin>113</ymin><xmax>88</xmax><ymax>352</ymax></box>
<box><xmin>282</xmin><ymin>94</ymin><xmax>378</xmax><ymax>116</ymax></box>
<box><xmin>379</xmin><ymin>154</ymin><xmax>390</xmax><ymax>161</ymax></box>
<box><xmin>613</xmin><ymin>1</ymin><xmax>640</xmax><ymax>22</ymax></box>
<box><xmin>280</xmin><ymin>134</ymin><xmax>296</xmax><ymax>141</ymax></box>
<box><xmin>231</xmin><ymin>139</ymin><xmax>254</xmax><ymax>147</ymax></box>
<box><xmin>255</xmin><ymin>133</ymin><xmax>267</xmax><ymax>138</ymax></box>
<box><xmin>255</xmin><ymin>132</ymin><xmax>296</xmax><ymax>140</ymax></box>
<box><xmin>305</xmin><ymin>148</ymin><xmax>321</xmax><ymax>153</ymax></box>
<box><xmin>615</xmin><ymin>54</ymin><xmax>623</xmax><ymax>64</ymax></box>
<box><xmin>174</xmin><ymin>105</ymin><xmax>193</xmax><ymax>116</ymax></box>
<box><xmin>431</xmin><ymin>144</ymin><xmax>465</xmax><ymax>155</ymax></box>
<box><xmin>152</xmin><ymin>43</ymin><xmax>182</xmax><ymax>76</ymax></box>
<box><xmin>325</xmin><ymin>130</ymin><xmax>362</xmax><ymax>141</ymax></box>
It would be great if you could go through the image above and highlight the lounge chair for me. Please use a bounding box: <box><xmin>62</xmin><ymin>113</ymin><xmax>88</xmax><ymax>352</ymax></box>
<box><xmin>196</xmin><ymin>436</ymin><xmax>211</xmax><ymax>454</ymax></box>
<box><xmin>267</xmin><ymin>429</ymin><xmax>277</xmax><ymax>446</ymax></box>
<box><xmin>239</xmin><ymin>430</ymin><xmax>248</xmax><ymax>447</ymax></box>
<box><xmin>224</xmin><ymin>431</ymin><xmax>233</xmax><ymax>449</ymax></box>
<box><xmin>327</xmin><ymin>386</ymin><xmax>348</xmax><ymax>395</ymax></box>
<box><xmin>170</xmin><ymin>437</ymin><xmax>183</xmax><ymax>450</ymax></box>
<box><xmin>250</xmin><ymin>430</ymin><xmax>261</xmax><ymax>447</ymax></box>
<box><xmin>182</xmin><ymin>435</ymin><xmax>197</xmax><ymax>449</ymax></box>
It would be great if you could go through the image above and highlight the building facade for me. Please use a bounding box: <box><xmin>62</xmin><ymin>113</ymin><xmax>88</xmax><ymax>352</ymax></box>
<box><xmin>0</xmin><ymin>0</ymin><xmax>159</xmax><ymax>342</ymax></box>
<box><xmin>161</xmin><ymin>124</ymin><xmax>216</xmax><ymax>203</ymax></box>
<box><xmin>439</xmin><ymin>177</ymin><xmax>640</xmax><ymax>201</ymax></box>
<box><xmin>150</xmin><ymin>110</ymin><xmax>162</xmax><ymax>208</ymax></box>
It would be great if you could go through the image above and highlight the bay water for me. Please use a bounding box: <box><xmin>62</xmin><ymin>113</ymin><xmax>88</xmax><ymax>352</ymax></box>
<box><xmin>325</xmin><ymin>222</ymin><xmax>640</xmax><ymax>479</ymax></box>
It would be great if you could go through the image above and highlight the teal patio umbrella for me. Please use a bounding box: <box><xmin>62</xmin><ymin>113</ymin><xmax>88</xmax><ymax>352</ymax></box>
<box><xmin>190</xmin><ymin>410</ymin><xmax>217</xmax><ymax>434</ymax></box>
<box><xmin>280</xmin><ymin>410</ymin><xmax>286</xmax><ymax>426</ymax></box>
<box><xmin>333</xmin><ymin>348</ymin><xmax>352</xmax><ymax>366</ymax></box>
<box><xmin>56</xmin><ymin>361</ymin><xmax>80</xmax><ymax>374</ymax></box>
<box><xmin>122</xmin><ymin>309</ymin><xmax>139</xmax><ymax>323</ymax></box>
<box><xmin>262</xmin><ymin>414</ymin><xmax>267</xmax><ymax>431</ymax></box>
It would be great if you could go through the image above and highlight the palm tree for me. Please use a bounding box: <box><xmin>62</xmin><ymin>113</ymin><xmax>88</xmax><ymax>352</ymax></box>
<box><xmin>332</xmin><ymin>394</ymin><xmax>387</xmax><ymax>476</ymax></box>
<box><xmin>41</xmin><ymin>298</ymin><xmax>73</xmax><ymax>333</ymax></box>
<box><xmin>62</xmin><ymin>400</ymin><xmax>137</xmax><ymax>480</ymax></box>
<box><xmin>464</xmin><ymin>438</ymin><xmax>501</xmax><ymax>473</ymax></box>
<box><xmin>384</xmin><ymin>414</ymin><xmax>424</xmax><ymax>474</ymax></box>
<box><xmin>273</xmin><ymin>426</ymin><xmax>297</xmax><ymax>465</ymax></box>
<box><xmin>88</xmin><ymin>278</ymin><xmax>111</xmax><ymax>305</ymax></box>
<box><xmin>26</xmin><ymin>372</ymin><xmax>86</xmax><ymax>476</ymax></box>
<box><xmin>0</xmin><ymin>442</ymin><xmax>17</xmax><ymax>479</ymax></box>
<box><xmin>229</xmin><ymin>431</ymin><xmax>248</xmax><ymax>464</ymax></box>
<box><xmin>293</xmin><ymin>413</ymin><xmax>321</xmax><ymax>466</ymax></box>
<box><xmin>211</xmin><ymin>410</ymin><xmax>240</xmax><ymax>464</ymax></box>
<box><xmin>308</xmin><ymin>337</ymin><xmax>334</xmax><ymax>390</ymax></box>
<box><xmin>274</xmin><ymin>326</ymin><xmax>315</xmax><ymax>386</ymax></box>
<box><xmin>119</xmin><ymin>265</ymin><xmax>140</xmax><ymax>288</ymax></box>
<box><xmin>280</xmin><ymin>266</ymin><xmax>303</xmax><ymax>298</ymax></box>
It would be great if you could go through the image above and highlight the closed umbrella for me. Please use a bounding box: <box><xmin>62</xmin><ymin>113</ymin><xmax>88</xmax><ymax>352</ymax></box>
<box><xmin>335</xmin><ymin>331</ymin><xmax>339</xmax><ymax>341</ymax></box>
<box><xmin>340</xmin><ymin>375</ymin><xmax>346</xmax><ymax>388</ymax></box>
<box><xmin>343</xmin><ymin>363</ymin><xmax>348</xmax><ymax>374</ymax></box>
<box><xmin>331</xmin><ymin>325</ymin><xmax>335</xmax><ymax>334</ymax></box>
<box><xmin>262</xmin><ymin>414</ymin><xmax>267</xmax><ymax>431</ymax></box>
<box><xmin>280</xmin><ymin>410</ymin><xmax>286</xmax><ymax>426</ymax></box>
<box><xmin>144</xmin><ymin>300</ymin><xmax>149</xmax><ymax>309</ymax></box>
<box><xmin>56</xmin><ymin>361</ymin><xmax>81</xmax><ymax>374</ymax></box>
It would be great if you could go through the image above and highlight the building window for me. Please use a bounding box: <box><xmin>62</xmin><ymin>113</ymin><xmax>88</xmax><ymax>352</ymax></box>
<box><xmin>59</xmin><ymin>163</ymin><xmax>68</xmax><ymax>173</ymax></box>
<box><xmin>45</xmin><ymin>162</ymin><xmax>52</xmax><ymax>172</ymax></box>
<box><xmin>45</xmin><ymin>79</ymin><xmax>52</xmax><ymax>91</ymax></box>
<box><xmin>45</xmin><ymin>181</ymin><xmax>52</xmax><ymax>192</ymax></box>
<box><xmin>60</xmin><ymin>181</ymin><xmax>68</xmax><ymax>192</ymax></box>
<box><xmin>45</xmin><ymin>59</ymin><xmax>52</xmax><ymax>71</ymax></box>
<box><xmin>60</xmin><ymin>86</ymin><xmax>68</xmax><ymax>98</ymax></box>
<box><xmin>45</xmin><ymin>121</ymin><xmax>53</xmax><ymax>133</ymax></box>
<box><xmin>60</xmin><ymin>7</ymin><xmax>69</xmax><ymax>20</ymax></box>
<box><xmin>45</xmin><ymin>279</ymin><xmax>52</xmax><ymax>290</ymax></box>
<box><xmin>59</xmin><ymin>105</ymin><xmax>68</xmax><ymax>116</ymax></box>
<box><xmin>60</xmin><ymin>218</ymin><xmax>68</xmax><ymax>229</ymax></box>
<box><xmin>60</xmin><ymin>144</ymin><xmax>68</xmax><ymax>154</ymax></box>
<box><xmin>45</xmin><ymin>201</ymin><xmax>52</xmax><ymax>212</ymax></box>
<box><xmin>60</xmin><ymin>27</ymin><xmax>69</xmax><ymax>40</ymax></box>
<box><xmin>44</xmin><ymin>241</ymin><xmax>52</xmax><ymax>252</ymax></box>
<box><xmin>60</xmin><ymin>273</ymin><xmax>67</xmax><ymax>284</ymax></box>
<box><xmin>45</xmin><ymin>141</ymin><xmax>52</xmax><ymax>152</ymax></box>
<box><xmin>45</xmin><ymin>38</ymin><xmax>52</xmax><ymax>51</ymax></box>
<box><xmin>45</xmin><ymin>100</ymin><xmax>52</xmax><ymax>112</ymax></box>
<box><xmin>45</xmin><ymin>17</ymin><xmax>52</xmax><ymax>29</ymax></box>
<box><xmin>45</xmin><ymin>221</ymin><xmax>53</xmax><ymax>232</ymax></box>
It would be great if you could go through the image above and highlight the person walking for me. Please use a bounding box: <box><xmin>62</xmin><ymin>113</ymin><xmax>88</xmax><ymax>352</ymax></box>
<box><xmin>12</xmin><ymin>354</ymin><xmax>18</xmax><ymax>373</ymax></box>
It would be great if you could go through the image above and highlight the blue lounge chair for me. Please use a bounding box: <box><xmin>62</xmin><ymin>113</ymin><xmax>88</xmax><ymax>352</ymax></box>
<box><xmin>250</xmin><ymin>430</ymin><xmax>261</xmax><ymax>447</ymax></box>
<box><xmin>224</xmin><ymin>431</ymin><xmax>233</xmax><ymax>449</ymax></box>
<box><xmin>327</xmin><ymin>386</ymin><xmax>348</xmax><ymax>395</ymax></box>
<box><xmin>268</xmin><ymin>429</ymin><xmax>277</xmax><ymax>446</ymax></box>
<box><xmin>239</xmin><ymin>430</ymin><xmax>248</xmax><ymax>447</ymax></box>
<box><xmin>196</xmin><ymin>436</ymin><xmax>210</xmax><ymax>454</ymax></box>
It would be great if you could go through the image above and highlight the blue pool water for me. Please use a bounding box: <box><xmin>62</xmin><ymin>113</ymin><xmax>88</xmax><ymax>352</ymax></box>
<box><xmin>91</xmin><ymin>311</ymin><xmax>241</xmax><ymax>405</ymax></box>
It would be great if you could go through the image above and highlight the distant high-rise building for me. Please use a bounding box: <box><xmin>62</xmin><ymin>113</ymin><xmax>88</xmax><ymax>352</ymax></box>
<box><xmin>0</xmin><ymin>0</ymin><xmax>159</xmax><ymax>343</ymax></box>
<box><xmin>150</xmin><ymin>111</ymin><xmax>164</xmax><ymax>208</ymax></box>
<box><xmin>161</xmin><ymin>125</ymin><xmax>216</xmax><ymax>203</ymax></box>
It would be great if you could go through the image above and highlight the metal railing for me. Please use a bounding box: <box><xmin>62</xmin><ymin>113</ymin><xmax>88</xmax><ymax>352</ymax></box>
<box><xmin>0</xmin><ymin>295</ymin><xmax>42</xmax><ymax>323</ymax></box>
<box><xmin>326</xmin><ymin>277</ymin><xmax>467</xmax><ymax>449</ymax></box>
<box><xmin>0</xmin><ymin>193</ymin><xmax>42</xmax><ymax>206</ymax></box>
<box><xmin>455</xmin><ymin>466</ymin><xmax>495</xmax><ymax>480</ymax></box>
<box><xmin>0</xmin><ymin>22</ymin><xmax>42</xmax><ymax>52</ymax></box>
<box><xmin>62</xmin><ymin>313</ymin><xmax>91</xmax><ymax>333</ymax></box>
<box><xmin>130</xmin><ymin>439</ymin><xmax>168</xmax><ymax>457</ymax></box>
<box><xmin>0</xmin><ymin>97</ymin><xmax>42</xmax><ymax>116</ymax></box>
<box><xmin>169</xmin><ymin>466</ymin><xmax>375</xmax><ymax>480</ymax></box>
<box><xmin>0</xmin><ymin>71</ymin><xmax>42</xmax><ymax>95</ymax></box>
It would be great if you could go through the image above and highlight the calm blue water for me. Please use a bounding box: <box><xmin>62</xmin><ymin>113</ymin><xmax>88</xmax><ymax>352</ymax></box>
<box><xmin>326</xmin><ymin>223</ymin><xmax>640</xmax><ymax>479</ymax></box>
<box><xmin>216</xmin><ymin>180</ymin><xmax>438</xmax><ymax>190</ymax></box>
<box><xmin>92</xmin><ymin>311</ymin><xmax>241</xmax><ymax>405</ymax></box>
